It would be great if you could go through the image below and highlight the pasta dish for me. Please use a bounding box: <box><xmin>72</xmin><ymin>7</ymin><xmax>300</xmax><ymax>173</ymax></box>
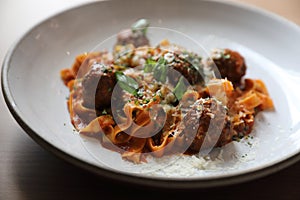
<box><xmin>61</xmin><ymin>20</ymin><xmax>274</xmax><ymax>163</ymax></box>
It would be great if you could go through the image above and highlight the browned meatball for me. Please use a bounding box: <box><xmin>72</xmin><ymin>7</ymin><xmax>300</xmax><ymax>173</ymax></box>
<box><xmin>116</xmin><ymin>29</ymin><xmax>149</xmax><ymax>47</ymax></box>
<box><xmin>181</xmin><ymin>98</ymin><xmax>254</xmax><ymax>153</ymax></box>
<box><xmin>169</xmin><ymin>53</ymin><xmax>204</xmax><ymax>85</ymax></box>
<box><xmin>210</xmin><ymin>49</ymin><xmax>247</xmax><ymax>86</ymax></box>
<box><xmin>181</xmin><ymin>98</ymin><xmax>227</xmax><ymax>152</ymax></box>
<box><xmin>82</xmin><ymin>63</ymin><xmax>116</xmax><ymax>109</ymax></box>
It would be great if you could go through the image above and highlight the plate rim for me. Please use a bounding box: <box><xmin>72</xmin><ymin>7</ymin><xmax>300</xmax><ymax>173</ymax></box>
<box><xmin>2</xmin><ymin>0</ymin><xmax>300</xmax><ymax>188</ymax></box>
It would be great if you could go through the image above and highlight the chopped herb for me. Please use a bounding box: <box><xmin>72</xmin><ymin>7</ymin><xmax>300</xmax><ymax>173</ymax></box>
<box><xmin>144</xmin><ymin>65</ymin><xmax>154</xmax><ymax>73</ymax></box>
<box><xmin>220</xmin><ymin>50</ymin><xmax>231</xmax><ymax>59</ymax></box>
<box><xmin>131</xmin><ymin>19</ymin><xmax>150</xmax><ymax>35</ymax></box>
<box><xmin>102</xmin><ymin>109</ymin><xmax>107</xmax><ymax>115</ymax></box>
<box><xmin>144</xmin><ymin>58</ymin><xmax>157</xmax><ymax>72</ymax></box>
<box><xmin>153</xmin><ymin>57</ymin><xmax>167</xmax><ymax>83</ymax></box>
<box><xmin>173</xmin><ymin>77</ymin><xmax>187</xmax><ymax>101</ymax></box>
<box><xmin>115</xmin><ymin>71</ymin><xmax>139</xmax><ymax>95</ymax></box>
<box><xmin>143</xmin><ymin>99</ymin><xmax>150</xmax><ymax>104</ymax></box>
<box><xmin>153</xmin><ymin>97</ymin><xmax>157</xmax><ymax>102</ymax></box>
<box><xmin>232</xmin><ymin>135</ymin><xmax>240</xmax><ymax>142</ymax></box>
<box><xmin>133</xmin><ymin>89</ymin><xmax>143</xmax><ymax>98</ymax></box>
<box><xmin>158</xmin><ymin>57</ymin><xmax>166</xmax><ymax>65</ymax></box>
<box><xmin>223</xmin><ymin>54</ymin><xmax>230</xmax><ymax>59</ymax></box>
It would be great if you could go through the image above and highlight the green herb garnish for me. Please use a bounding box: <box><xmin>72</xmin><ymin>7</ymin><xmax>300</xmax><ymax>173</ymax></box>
<box><xmin>143</xmin><ymin>99</ymin><xmax>150</xmax><ymax>104</ymax></box>
<box><xmin>220</xmin><ymin>51</ymin><xmax>231</xmax><ymax>59</ymax></box>
<box><xmin>144</xmin><ymin>58</ymin><xmax>157</xmax><ymax>72</ymax></box>
<box><xmin>102</xmin><ymin>109</ymin><xmax>107</xmax><ymax>115</ymax></box>
<box><xmin>115</xmin><ymin>71</ymin><xmax>139</xmax><ymax>94</ymax></box>
<box><xmin>133</xmin><ymin>89</ymin><xmax>143</xmax><ymax>98</ymax></box>
<box><xmin>131</xmin><ymin>19</ymin><xmax>150</xmax><ymax>35</ymax></box>
<box><xmin>173</xmin><ymin>76</ymin><xmax>188</xmax><ymax>101</ymax></box>
<box><xmin>153</xmin><ymin>57</ymin><xmax>167</xmax><ymax>83</ymax></box>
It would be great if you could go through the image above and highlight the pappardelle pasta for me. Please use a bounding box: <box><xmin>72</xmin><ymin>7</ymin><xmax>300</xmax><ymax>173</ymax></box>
<box><xmin>61</xmin><ymin>20</ymin><xmax>274</xmax><ymax>163</ymax></box>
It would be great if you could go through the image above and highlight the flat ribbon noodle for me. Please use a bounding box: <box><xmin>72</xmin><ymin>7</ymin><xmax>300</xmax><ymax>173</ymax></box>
<box><xmin>146</xmin><ymin>108</ymin><xmax>182</xmax><ymax>157</ymax></box>
<box><xmin>237</xmin><ymin>79</ymin><xmax>274</xmax><ymax>112</ymax></box>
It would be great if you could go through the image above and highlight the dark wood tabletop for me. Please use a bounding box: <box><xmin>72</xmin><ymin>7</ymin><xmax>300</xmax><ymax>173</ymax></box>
<box><xmin>1</xmin><ymin>0</ymin><xmax>300</xmax><ymax>199</ymax></box>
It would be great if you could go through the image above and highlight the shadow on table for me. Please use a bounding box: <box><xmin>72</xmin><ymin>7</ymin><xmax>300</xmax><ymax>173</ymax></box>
<box><xmin>11</xmin><ymin>130</ymin><xmax>300</xmax><ymax>200</ymax></box>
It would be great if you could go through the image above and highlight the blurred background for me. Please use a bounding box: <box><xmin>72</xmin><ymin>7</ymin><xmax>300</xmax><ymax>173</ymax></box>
<box><xmin>1</xmin><ymin>0</ymin><xmax>300</xmax><ymax>63</ymax></box>
<box><xmin>0</xmin><ymin>0</ymin><xmax>300</xmax><ymax>199</ymax></box>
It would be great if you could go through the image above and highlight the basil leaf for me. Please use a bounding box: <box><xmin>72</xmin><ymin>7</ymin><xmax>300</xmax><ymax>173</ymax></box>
<box><xmin>173</xmin><ymin>76</ymin><xmax>188</xmax><ymax>100</ymax></box>
<box><xmin>131</xmin><ymin>19</ymin><xmax>150</xmax><ymax>35</ymax></box>
<box><xmin>153</xmin><ymin>57</ymin><xmax>167</xmax><ymax>83</ymax></box>
<box><xmin>146</xmin><ymin>58</ymin><xmax>157</xmax><ymax>65</ymax></box>
<box><xmin>115</xmin><ymin>71</ymin><xmax>139</xmax><ymax>94</ymax></box>
<box><xmin>157</xmin><ymin>57</ymin><xmax>166</xmax><ymax>65</ymax></box>
<box><xmin>144</xmin><ymin>58</ymin><xmax>157</xmax><ymax>73</ymax></box>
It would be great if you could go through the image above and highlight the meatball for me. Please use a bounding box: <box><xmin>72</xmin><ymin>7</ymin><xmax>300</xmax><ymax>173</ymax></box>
<box><xmin>169</xmin><ymin>53</ymin><xmax>204</xmax><ymax>85</ymax></box>
<box><xmin>116</xmin><ymin>29</ymin><xmax>149</xmax><ymax>48</ymax></box>
<box><xmin>181</xmin><ymin>98</ymin><xmax>227</xmax><ymax>152</ymax></box>
<box><xmin>210</xmin><ymin>49</ymin><xmax>247</xmax><ymax>86</ymax></box>
<box><xmin>82</xmin><ymin>63</ymin><xmax>116</xmax><ymax>109</ymax></box>
<box><xmin>181</xmin><ymin>98</ymin><xmax>254</xmax><ymax>153</ymax></box>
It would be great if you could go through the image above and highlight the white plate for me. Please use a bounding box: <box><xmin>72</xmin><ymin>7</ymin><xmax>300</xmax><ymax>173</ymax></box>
<box><xmin>2</xmin><ymin>0</ymin><xmax>300</xmax><ymax>188</ymax></box>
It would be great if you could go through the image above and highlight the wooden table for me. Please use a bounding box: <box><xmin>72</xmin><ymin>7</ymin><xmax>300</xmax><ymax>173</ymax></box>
<box><xmin>1</xmin><ymin>0</ymin><xmax>300</xmax><ymax>199</ymax></box>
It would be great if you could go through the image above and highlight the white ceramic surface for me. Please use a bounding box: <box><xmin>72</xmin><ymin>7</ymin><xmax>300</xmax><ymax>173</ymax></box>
<box><xmin>2</xmin><ymin>0</ymin><xmax>300</xmax><ymax>188</ymax></box>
